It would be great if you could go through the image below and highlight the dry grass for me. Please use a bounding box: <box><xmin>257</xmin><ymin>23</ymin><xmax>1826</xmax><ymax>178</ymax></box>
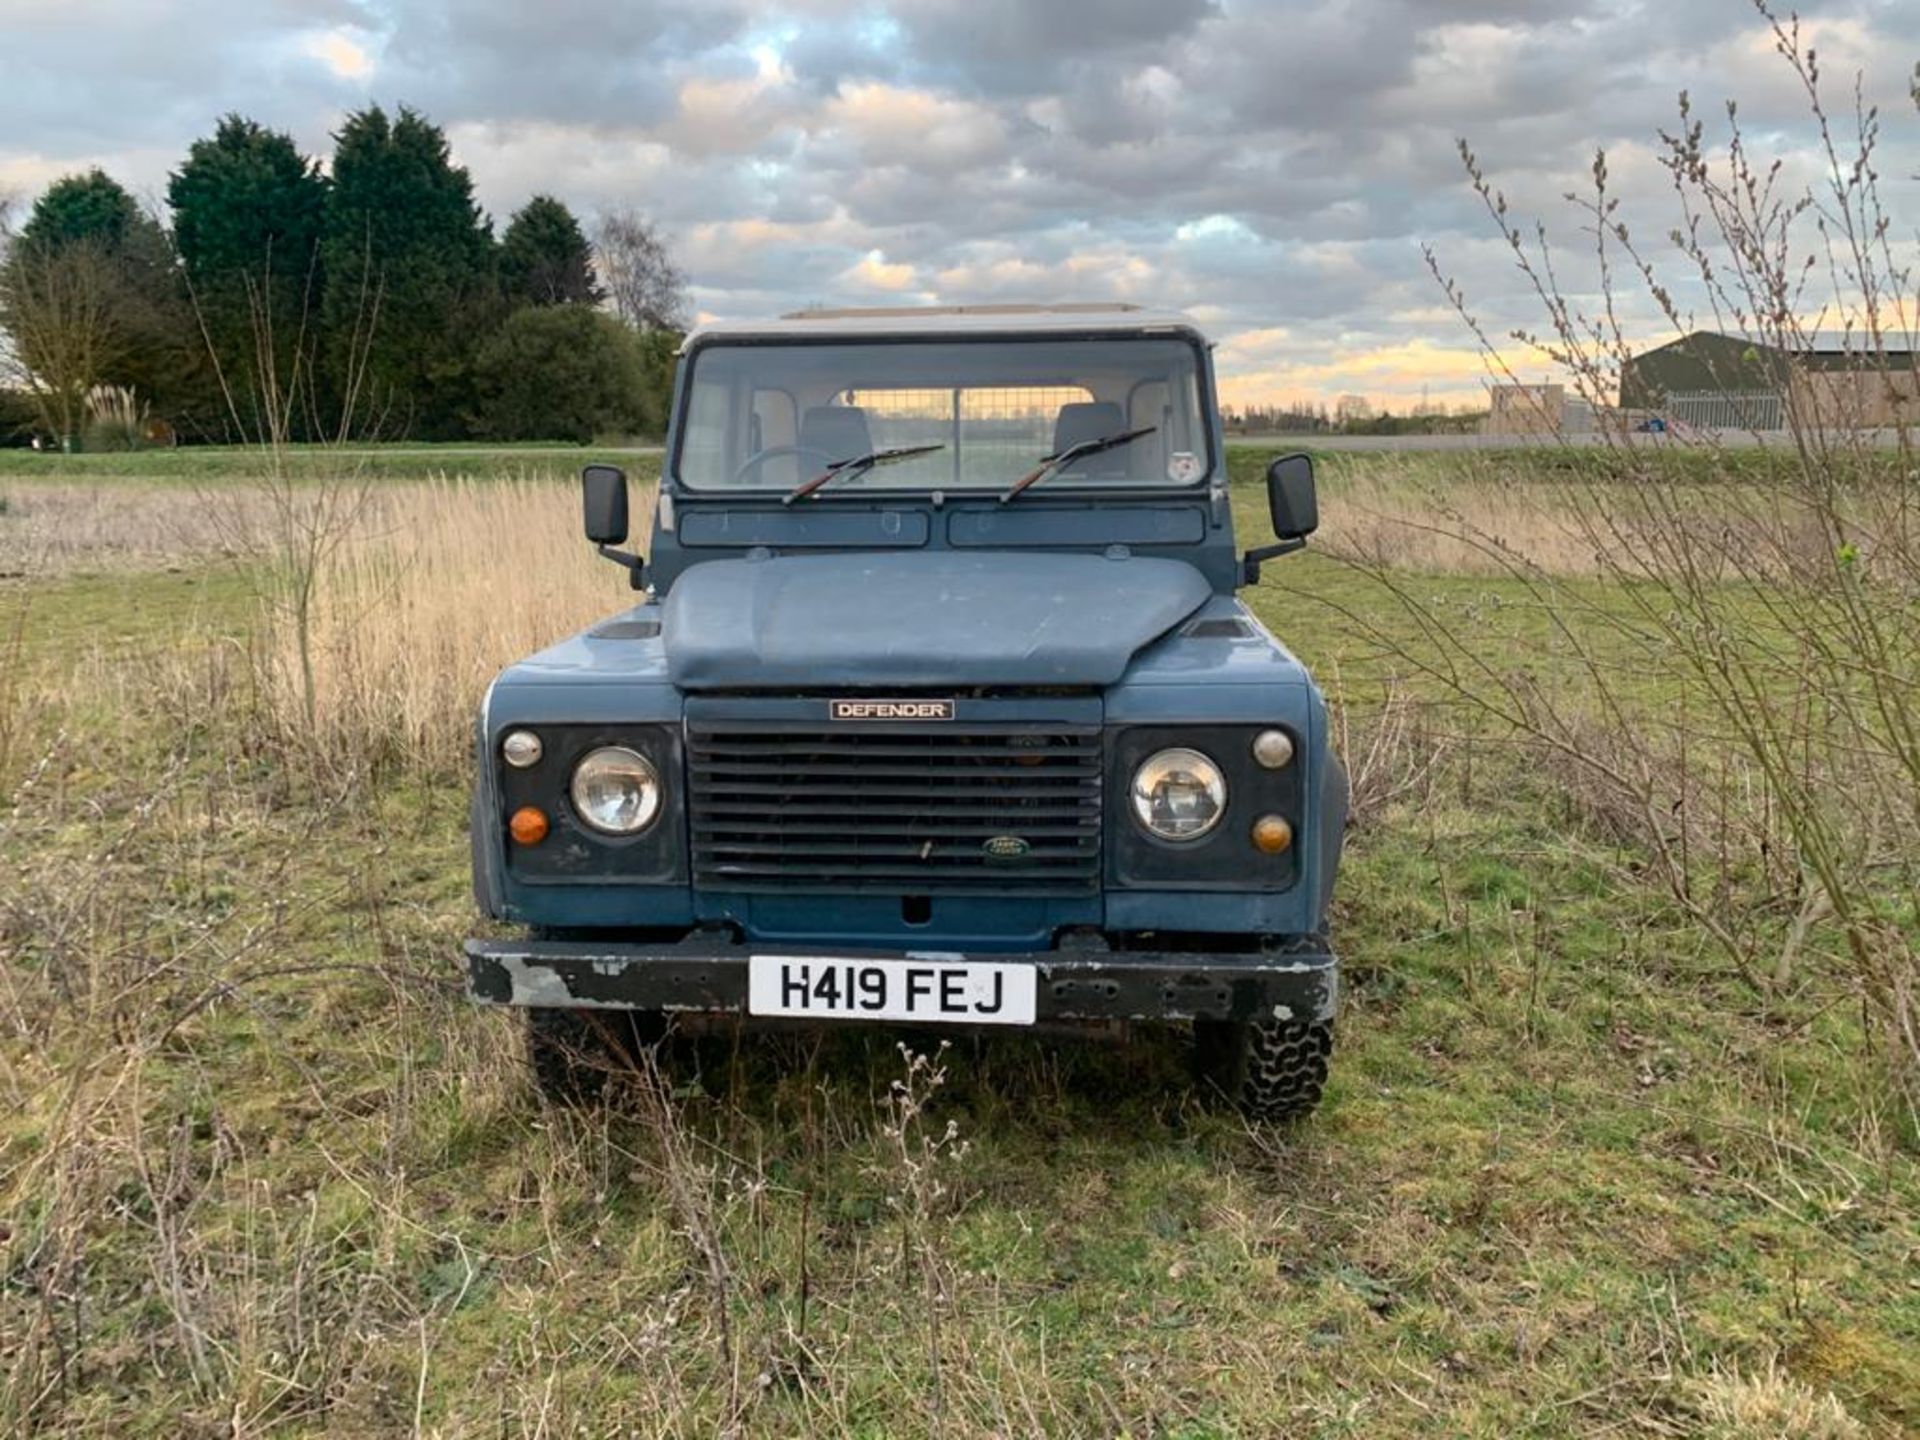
<box><xmin>1319</xmin><ymin>462</ymin><xmax>1603</xmax><ymax>577</ymax></box>
<box><xmin>259</xmin><ymin>474</ymin><xmax>654</xmax><ymax>770</ymax></box>
<box><xmin>1690</xmin><ymin>1358</ymin><xmax>1866</xmax><ymax>1439</ymax></box>
<box><xmin>0</xmin><ymin>481</ymin><xmax>273</xmax><ymax>576</ymax></box>
<box><xmin>1312</xmin><ymin>454</ymin><xmax>1909</xmax><ymax>582</ymax></box>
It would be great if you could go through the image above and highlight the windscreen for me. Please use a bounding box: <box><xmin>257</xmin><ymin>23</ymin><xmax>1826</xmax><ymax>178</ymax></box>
<box><xmin>674</xmin><ymin>335</ymin><xmax>1212</xmax><ymax>493</ymax></box>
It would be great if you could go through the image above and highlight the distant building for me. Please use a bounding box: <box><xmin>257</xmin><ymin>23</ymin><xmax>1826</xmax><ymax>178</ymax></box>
<box><xmin>1620</xmin><ymin>330</ymin><xmax>1917</xmax><ymax>430</ymax></box>
<box><xmin>1790</xmin><ymin>332</ymin><xmax>1920</xmax><ymax>428</ymax></box>
<box><xmin>1484</xmin><ymin>383</ymin><xmax>1566</xmax><ymax>436</ymax></box>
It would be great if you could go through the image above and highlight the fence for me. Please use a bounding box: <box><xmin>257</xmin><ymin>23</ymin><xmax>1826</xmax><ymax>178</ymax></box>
<box><xmin>1663</xmin><ymin>390</ymin><xmax>1785</xmax><ymax>431</ymax></box>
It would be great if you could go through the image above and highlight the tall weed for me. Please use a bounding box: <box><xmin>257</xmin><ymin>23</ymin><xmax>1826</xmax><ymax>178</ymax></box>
<box><xmin>1418</xmin><ymin>3</ymin><xmax>1919</xmax><ymax>1116</ymax></box>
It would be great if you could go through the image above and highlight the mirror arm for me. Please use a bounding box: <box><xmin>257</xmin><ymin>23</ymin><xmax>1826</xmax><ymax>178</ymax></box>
<box><xmin>1240</xmin><ymin>537</ymin><xmax>1306</xmax><ymax>584</ymax></box>
<box><xmin>595</xmin><ymin>544</ymin><xmax>647</xmax><ymax>590</ymax></box>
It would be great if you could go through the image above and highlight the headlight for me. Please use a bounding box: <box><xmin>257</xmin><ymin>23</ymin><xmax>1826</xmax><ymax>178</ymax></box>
<box><xmin>1130</xmin><ymin>747</ymin><xmax>1227</xmax><ymax>841</ymax></box>
<box><xmin>570</xmin><ymin>746</ymin><xmax>662</xmax><ymax>835</ymax></box>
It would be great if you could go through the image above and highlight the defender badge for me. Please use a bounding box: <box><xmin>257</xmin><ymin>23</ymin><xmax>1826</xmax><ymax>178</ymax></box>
<box><xmin>830</xmin><ymin>699</ymin><xmax>954</xmax><ymax>720</ymax></box>
<box><xmin>982</xmin><ymin>835</ymin><xmax>1031</xmax><ymax>862</ymax></box>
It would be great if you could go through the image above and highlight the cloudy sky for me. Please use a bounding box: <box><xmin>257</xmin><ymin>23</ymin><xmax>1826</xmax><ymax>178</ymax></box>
<box><xmin>3</xmin><ymin>0</ymin><xmax>1915</xmax><ymax>409</ymax></box>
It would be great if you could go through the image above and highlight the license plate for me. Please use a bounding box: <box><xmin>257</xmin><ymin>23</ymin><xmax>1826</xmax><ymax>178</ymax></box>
<box><xmin>747</xmin><ymin>954</ymin><xmax>1036</xmax><ymax>1026</ymax></box>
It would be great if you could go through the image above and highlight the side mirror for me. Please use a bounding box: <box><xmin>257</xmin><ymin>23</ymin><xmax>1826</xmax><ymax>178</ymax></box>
<box><xmin>1267</xmin><ymin>452</ymin><xmax>1318</xmax><ymax>540</ymax></box>
<box><xmin>1241</xmin><ymin>451</ymin><xmax>1317</xmax><ymax>584</ymax></box>
<box><xmin>582</xmin><ymin>464</ymin><xmax>645</xmax><ymax>589</ymax></box>
<box><xmin>582</xmin><ymin>464</ymin><xmax>629</xmax><ymax>544</ymax></box>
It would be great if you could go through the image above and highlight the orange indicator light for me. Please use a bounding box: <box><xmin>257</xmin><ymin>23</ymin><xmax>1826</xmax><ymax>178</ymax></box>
<box><xmin>509</xmin><ymin>806</ymin><xmax>550</xmax><ymax>846</ymax></box>
<box><xmin>1251</xmin><ymin>814</ymin><xmax>1293</xmax><ymax>854</ymax></box>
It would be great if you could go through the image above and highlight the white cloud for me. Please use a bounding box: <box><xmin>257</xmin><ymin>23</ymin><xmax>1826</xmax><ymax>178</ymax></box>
<box><xmin>301</xmin><ymin>29</ymin><xmax>374</xmax><ymax>81</ymax></box>
<box><xmin>841</xmin><ymin>249</ymin><xmax>921</xmax><ymax>292</ymax></box>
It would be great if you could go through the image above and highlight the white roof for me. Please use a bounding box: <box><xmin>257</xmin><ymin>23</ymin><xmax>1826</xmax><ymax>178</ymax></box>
<box><xmin>683</xmin><ymin>302</ymin><xmax>1210</xmax><ymax>347</ymax></box>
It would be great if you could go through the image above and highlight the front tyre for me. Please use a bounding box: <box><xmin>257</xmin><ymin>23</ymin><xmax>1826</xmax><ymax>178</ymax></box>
<box><xmin>1194</xmin><ymin>1018</ymin><xmax>1333</xmax><ymax>1122</ymax></box>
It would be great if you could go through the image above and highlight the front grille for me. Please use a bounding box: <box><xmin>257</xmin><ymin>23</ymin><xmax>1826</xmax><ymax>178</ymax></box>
<box><xmin>687</xmin><ymin>722</ymin><xmax>1102</xmax><ymax>893</ymax></box>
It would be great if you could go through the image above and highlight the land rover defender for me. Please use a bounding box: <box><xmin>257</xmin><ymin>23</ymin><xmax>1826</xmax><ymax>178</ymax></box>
<box><xmin>466</xmin><ymin>304</ymin><xmax>1348</xmax><ymax>1120</ymax></box>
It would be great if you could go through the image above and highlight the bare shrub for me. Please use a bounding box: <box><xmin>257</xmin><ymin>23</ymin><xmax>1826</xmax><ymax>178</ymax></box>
<box><xmin>1413</xmin><ymin>3</ymin><xmax>1920</xmax><ymax>1113</ymax></box>
<box><xmin>183</xmin><ymin>233</ymin><xmax>390</xmax><ymax>751</ymax></box>
<box><xmin>871</xmin><ymin>1042</ymin><xmax>972</xmax><ymax>1431</ymax></box>
<box><xmin>1326</xmin><ymin>673</ymin><xmax>1448</xmax><ymax>828</ymax></box>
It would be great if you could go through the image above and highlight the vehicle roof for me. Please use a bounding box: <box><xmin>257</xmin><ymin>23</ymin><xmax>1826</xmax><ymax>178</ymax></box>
<box><xmin>682</xmin><ymin>302</ymin><xmax>1210</xmax><ymax>346</ymax></box>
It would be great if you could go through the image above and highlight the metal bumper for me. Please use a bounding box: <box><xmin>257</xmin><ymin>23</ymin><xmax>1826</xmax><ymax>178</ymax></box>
<box><xmin>464</xmin><ymin>935</ymin><xmax>1337</xmax><ymax>1025</ymax></box>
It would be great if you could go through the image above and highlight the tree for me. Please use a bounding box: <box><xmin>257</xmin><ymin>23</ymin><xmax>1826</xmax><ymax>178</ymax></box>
<box><xmin>500</xmin><ymin>195</ymin><xmax>601</xmax><ymax>307</ymax></box>
<box><xmin>594</xmin><ymin>209</ymin><xmax>688</xmax><ymax>331</ymax></box>
<box><xmin>630</xmin><ymin>325</ymin><xmax>680</xmax><ymax>435</ymax></box>
<box><xmin>321</xmin><ymin>106</ymin><xmax>496</xmax><ymax>439</ymax></box>
<box><xmin>17</xmin><ymin>169</ymin><xmax>147</xmax><ymax>253</ymax></box>
<box><xmin>168</xmin><ymin>116</ymin><xmax>329</xmax><ymax>433</ymax></box>
<box><xmin>8</xmin><ymin>169</ymin><xmax>201</xmax><ymax>425</ymax></box>
<box><xmin>0</xmin><ymin>238</ymin><xmax>129</xmax><ymax>445</ymax></box>
<box><xmin>472</xmin><ymin>305</ymin><xmax>649</xmax><ymax>442</ymax></box>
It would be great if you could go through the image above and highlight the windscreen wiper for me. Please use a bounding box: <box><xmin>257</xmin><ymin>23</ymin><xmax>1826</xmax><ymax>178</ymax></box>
<box><xmin>999</xmin><ymin>425</ymin><xmax>1156</xmax><ymax>504</ymax></box>
<box><xmin>784</xmin><ymin>443</ymin><xmax>946</xmax><ymax>505</ymax></box>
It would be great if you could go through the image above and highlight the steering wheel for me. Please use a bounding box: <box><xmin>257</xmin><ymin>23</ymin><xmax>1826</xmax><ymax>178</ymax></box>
<box><xmin>731</xmin><ymin>445</ymin><xmax>836</xmax><ymax>486</ymax></box>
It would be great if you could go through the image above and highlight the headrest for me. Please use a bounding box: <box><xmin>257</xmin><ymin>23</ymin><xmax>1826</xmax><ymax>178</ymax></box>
<box><xmin>799</xmin><ymin>405</ymin><xmax>873</xmax><ymax>462</ymax></box>
<box><xmin>1052</xmin><ymin>401</ymin><xmax>1130</xmax><ymax>475</ymax></box>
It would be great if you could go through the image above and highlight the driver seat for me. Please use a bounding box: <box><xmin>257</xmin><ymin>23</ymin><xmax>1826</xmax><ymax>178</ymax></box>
<box><xmin>799</xmin><ymin>404</ymin><xmax>873</xmax><ymax>464</ymax></box>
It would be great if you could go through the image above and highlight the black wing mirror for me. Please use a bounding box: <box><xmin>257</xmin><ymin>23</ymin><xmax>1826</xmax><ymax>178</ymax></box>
<box><xmin>1242</xmin><ymin>451</ymin><xmax>1317</xmax><ymax>583</ymax></box>
<box><xmin>581</xmin><ymin>464</ymin><xmax>645</xmax><ymax>588</ymax></box>
<box><xmin>582</xmin><ymin>463</ymin><xmax>629</xmax><ymax>544</ymax></box>
<box><xmin>1267</xmin><ymin>452</ymin><xmax>1318</xmax><ymax>539</ymax></box>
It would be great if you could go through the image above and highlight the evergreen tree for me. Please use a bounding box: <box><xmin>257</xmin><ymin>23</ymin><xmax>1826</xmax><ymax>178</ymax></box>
<box><xmin>168</xmin><ymin>116</ymin><xmax>329</xmax><ymax>433</ymax></box>
<box><xmin>18</xmin><ymin>169</ymin><xmax>149</xmax><ymax>253</ymax></box>
<box><xmin>500</xmin><ymin>195</ymin><xmax>601</xmax><ymax>307</ymax></box>
<box><xmin>321</xmin><ymin>106</ymin><xmax>496</xmax><ymax>439</ymax></box>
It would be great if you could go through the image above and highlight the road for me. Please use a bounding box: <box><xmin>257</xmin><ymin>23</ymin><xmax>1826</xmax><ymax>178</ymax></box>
<box><xmin>1227</xmin><ymin>429</ymin><xmax>1909</xmax><ymax>451</ymax></box>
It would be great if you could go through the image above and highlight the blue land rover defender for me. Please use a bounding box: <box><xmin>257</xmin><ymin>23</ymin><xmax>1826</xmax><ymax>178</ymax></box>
<box><xmin>467</xmin><ymin>304</ymin><xmax>1348</xmax><ymax>1120</ymax></box>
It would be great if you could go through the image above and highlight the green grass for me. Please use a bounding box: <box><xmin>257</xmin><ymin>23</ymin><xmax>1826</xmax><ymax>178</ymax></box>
<box><xmin>1</xmin><ymin>448</ymin><xmax>1915</xmax><ymax>1437</ymax></box>
<box><xmin>0</xmin><ymin>441</ymin><xmax>663</xmax><ymax>486</ymax></box>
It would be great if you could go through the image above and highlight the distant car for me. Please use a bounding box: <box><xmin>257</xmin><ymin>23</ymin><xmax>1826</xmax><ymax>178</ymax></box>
<box><xmin>466</xmin><ymin>304</ymin><xmax>1349</xmax><ymax>1122</ymax></box>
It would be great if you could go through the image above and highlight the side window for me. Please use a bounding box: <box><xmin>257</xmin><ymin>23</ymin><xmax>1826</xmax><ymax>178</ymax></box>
<box><xmin>1130</xmin><ymin>380</ymin><xmax>1172</xmax><ymax>478</ymax></box>
<box><xmin>679</xmin><ymin>376</ymin><xmax>733</xmax><ymax>486</ymax></box>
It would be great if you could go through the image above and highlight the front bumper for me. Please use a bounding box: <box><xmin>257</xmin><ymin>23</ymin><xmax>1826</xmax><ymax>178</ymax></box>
<box><xmin>464</xmin><ymin>935</ymin><xmax>1337</xmax><ymax>1024</ymax></box>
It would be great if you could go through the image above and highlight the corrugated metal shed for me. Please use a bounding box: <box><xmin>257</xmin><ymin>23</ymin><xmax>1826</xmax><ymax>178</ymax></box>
<box><xmin>1621</xmin><ymin>329</ymin><xmax>1917</xmax><ymax>427</ymax></box>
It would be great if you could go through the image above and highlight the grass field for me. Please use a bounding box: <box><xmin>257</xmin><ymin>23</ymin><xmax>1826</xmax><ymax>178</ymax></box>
<box><xmin>2</xmin><ymin>444</ymin><xmax>1915</xmax><ymax>1437</ymax></box>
